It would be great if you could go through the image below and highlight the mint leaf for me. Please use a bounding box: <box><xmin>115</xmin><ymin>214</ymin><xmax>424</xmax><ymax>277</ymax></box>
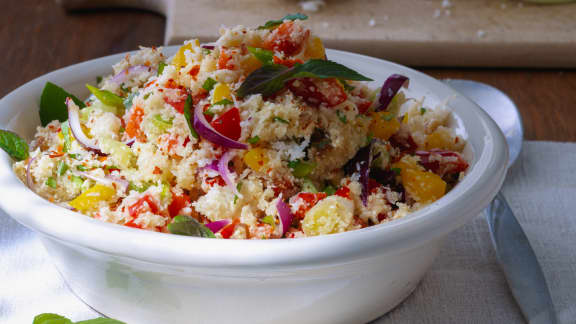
<box><xmin>86</xmin><ymin>84</ymin><xmax>124</xmax><ymax>109</ymax></box>
<box><xmin>0</xmin><ymin>129</ymin><xmax>29</xmax><ymax>161</ymax></box>
<box><xmin>40</xmin><ymin>82</ymin><xmax>86</xmax><ymax>126</ymax></box>
<box><xmin>75</xmin><ymin>318</ymin><xmax>126</xmax><ymax>324</ymax></box>
<box><xmin>258</xmin><ymin>13</ymin><xmax>308</xmax><ymax>30</ymax></box>
<box><xmin>292</xmin><ymin>59</ymin><xmax>372</xmax><ymax>81</ymax></box>
<box><xmin>236</xmin><ymin>64</ymin><xmax>291</xmax><ymax>98</ymax></box>
<box><xmin>247</xmin><ymin>47</ymin><xmax>274</xmax><ymax>65</ymax></box>
<box><xmin>183</xmin><ymin>94</ymin><xmax>199</xmax><ymax>139</ymax></box>
<box><xmin>168</xmin><ymin>215</ymin><xmax>215</xmax><ymax>238</ymax></box>
<box><xmin>33</xmin><ymin>313</ymin><xmax>73</xmax><ymax>324</ymax></box>
<box><xmin>202</xmin><ymin>78</ymin><xmax>217</xmax><ymax>92</ymax></box>
<box><xmin>157</xmin><ymin>61</ymin><xmax>167</xmax><ymax>76</ymax></box>
<box><xmin>237</xmin><ymin>59</ymin><xmax>372</xmax><ymax>98</ymax></box>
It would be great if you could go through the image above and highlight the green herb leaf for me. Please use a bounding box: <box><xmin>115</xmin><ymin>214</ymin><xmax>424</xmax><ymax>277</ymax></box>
<box><xmin>157</xmin><ymin>61</ymin><xmax>167</xmax><ymax>76</ymax></box>
<box><xmin>391</xmin><ymin>167</ymin><xmax>402</xmax><ymax>175</ymax></box>
<box><xmin>70</xmin><ymin>174</ymin><xmax>84</xmax><ymax>187</ymax></box>
<box><xmin>143</xmin><ymin>93</ymin><xmax>151</xmax><ymax>100</ymax></box>
<box><xmin>247</xmin><ymin>136</ymin><xmax>260</xmax><ymax>144</ymax></box>
<box><xmin>420</xmin><ymin>107</ymin><xmax>427</xmax><ymax>115</ymax></box>
<box><xmin>233</xmin><ymin>195</ymin><xmax>239</xmax><ymax>204</ymax></box>
<box><xmin>273</xmin><ymin>116</ymin><xmax>289</xmax><ymax>124</ymax></box>
<box><xmin>86</xmin><ymin>84</ymin><xmax>124</xmax><ymax>109</ymax></box>
<box><xmin>0</xmin><ymin>130</ymin><xmax>29</xmax><ymax>161</ymax></box>
<box><xmin>247</xmin><ymin>47</ymin><xmax>274</xmax><ymax>65</ymax></box>
<box><xmin>237</xmin><ymin>59</ymin><xmax>372</xmax><ymax>98</ymax></box>
<box><xmin>33</xmin><ymin>313</ymin><xmax>73</xmax><ymax>324</ymax></box>
<box><xmin>381</xmin><ymin>113</ymin><xmax>395</xmax><ymax>121</ymax></box>
<box><xmin>151</xmin><ymin>114</ymin><xmax>173</xmax><ymax>132</ymax></box>
<box><xmin>39</xmin><ymin>82</ymin><xmax>86</xmax><ymax>126</ymax></box>
<box><xmin>183</xmin><ymin>95</ymin><xmax>199</xmax><ymax>139</ymax></box>
<box><xmin>96</xmin><ymin>76</ymin><xmax>103</xmax><ymax>84</ymax></box>
<box><xmin>237</xmin><ymin>64</ymin><xmax>291</xmax><ymax>98</ymax></box>
<box><xmin>212</xmin><ymin>98</ymin><xmax>234</xmax><ymax>106</ymax></box>
<box><xmin>45</xmin><ymin>176</ymin><xmax>57</xmax><ymax>189</ymax></box>
<box><xmin>76</xmin><ymin>165</ymin><xmax>87</xmax><ymax>171</ymax></box>
<box><xmin>336</xmin><ymin>110</ymin><xmax>347</xmax><ymax>123</ymax></box>
<box><xmin>202</xmin><ymin>78</ymin><xmax>217</xmax><ymax>92</ymax></box>
<box><xmin>168</xmin><ymin>215</ymin><xmax>215</xmax><ymax>238</ymax></box>
<box><xmin>288</xmin><ymin>159</ymin><xmax>316</xmax><ymax>178</ymax></box>
<box><xmin>261</xmin><ymin>215</ymin><xmax>276</xmax><ymax>227</ymax></box>
<box><xmin>129</xmin><ymin>182</ymin><xmax>151</xmax><ymax>193</ymax></box>
<box><xmin>75</xmin><ymin>318</ymin><xmax>126</xmax><ymax>324</ymax></box>
<box><xmin>68</xmin><ymin>153</ymin><xmax>80</xmax><ymax>160</ymax></box>
<box><xmin>258</xmin><ymin>13</ymin><xmax>308</xmax><ymax>30</ymax></box>
<box><xmin>57</xmin><ymin>161</ymin><xmax>69</xmax><ymax>176</ymax></box>
<box><xmin>120</xmin><ymin>83</ymin><xmax>129</xmax><ymax>93</ymax></box>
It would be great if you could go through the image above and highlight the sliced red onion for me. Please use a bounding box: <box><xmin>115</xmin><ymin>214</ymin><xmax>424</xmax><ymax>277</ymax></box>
<box><xmin>199</xmin><ymin>159</ymin><xmax>218</xmax><ymax>172</ymax></box>
<box><xmin>193</xmin><ymin>101</ymin><xmax>248</xmax><ymax>149</ymax></box>
<box><xmin>26</xmin><ymin>156</ymin><xmax>37</xmax><ymax>188</ymax></box>
<box><xmin>123</xmin><ymin>137</ymin><xmax>136</xmax><ymax>147</ymax></box>
<box><xmin>343</xmin><ymin>142</ymin><xmax>373</xmax><ymax>206</ymax></box>
<box><xmin>201</xmin><ymin>43</ymin><xmax>216</xmax><ymax>50</ymax></box>
<box><xmin>111</xmin><ymin>65</ymin><xmax>151</xmax><ymax>85</ymax></box>
<box><xmin>205</xmin><ymin>219</ymin><xmax>230</xmax><ymax>233</ymax></box>
<box><xmin>217</xmin><ymin>151</ymin><xmax>239</xmax><ymax>195</ymax></box>
<box><xmin>276</xmin><ymin>196</ymin><xmax>294</xmax><ymax>237</ymax></box>
<box><xmin>376</xmin><ymin>74</ymin><xmax>409</xmax><ymax>112</ymax></box>
<box><xmin>67</xmin><ymin>98</ymin><xmax>103</xmax><ymax>155</ymax></box>
<box><xmin>74</xmin><ymin>170</ymin><xmax>129</xmax><ymax>193</ymax></box>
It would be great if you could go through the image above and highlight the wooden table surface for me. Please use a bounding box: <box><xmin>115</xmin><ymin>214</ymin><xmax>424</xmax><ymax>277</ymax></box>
<box><xmin>2</xmin><ymin>0</ymin><xmax>575</xmax><ymax>142</ymax></box>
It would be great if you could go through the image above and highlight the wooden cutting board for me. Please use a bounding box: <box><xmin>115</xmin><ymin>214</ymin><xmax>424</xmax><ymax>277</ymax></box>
<box><xmin>60</xmin><ymin>0</ymin><xmax>576</xmax><ymax>67</ymax></box>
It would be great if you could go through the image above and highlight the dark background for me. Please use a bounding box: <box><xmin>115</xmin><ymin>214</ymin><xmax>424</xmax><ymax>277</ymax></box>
<box><xmin>2</xmin><ymin>0</ymin><xmax>575</xmax><ymax>141</ymax></box>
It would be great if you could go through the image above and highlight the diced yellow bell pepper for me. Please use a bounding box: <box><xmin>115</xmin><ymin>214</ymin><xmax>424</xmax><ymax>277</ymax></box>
<box><xmin>212</xmin><ymin>83</ymin><xmax>232</xmax><ymax>104</ymax></box>
<box><xmin>172</xmin><ymin>39</ymin><xmax>199</xmax><ymax>69</ymax></box>
<box><xmin>69</xmin><ymin>184</ymin><xmax>116</xmax><ymax>213</ymax></box>
<box><xmin>243</xmin><ymin>148</ymin><xmax>269</xmax><ymax>172</ymax></box>
<box><xmin>370</xmin><ymin>112</ymin><xmax>400</xmax><ymax>141</ymax></box>
<box><xmin>305</xmin><ymin>36</ymin><xmax>326</xmax><ymax>59</ymax></box>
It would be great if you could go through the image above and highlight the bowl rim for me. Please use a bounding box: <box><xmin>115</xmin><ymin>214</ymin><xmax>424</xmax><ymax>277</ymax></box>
<box><xmin>0</xmin><ymin>48</ymin><xmax>508</xmax><ymax>269</ymax></box>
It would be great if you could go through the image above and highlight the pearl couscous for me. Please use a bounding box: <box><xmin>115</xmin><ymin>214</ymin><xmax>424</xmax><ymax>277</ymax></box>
<box><xmin>11</xmin><ymin>14</ymin><xmax>468</xmax><ymax>239</ymax></box>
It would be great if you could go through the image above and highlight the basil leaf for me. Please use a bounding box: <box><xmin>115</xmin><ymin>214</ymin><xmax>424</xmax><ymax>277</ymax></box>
<box><xmin>157</xmin><ymin>61</ymin><xmax>167</xmax><ymax>76</ymax></box>
<box><xmin>258</xmin><ymin>13</ymin><xmax>308</xmax><ymax>30</ymax></box>
<box><xmin>75</xmin><ymin>318</ymin><xmax>126</xmax><ymax>324</ymax></box>
<box><xmin>33</xmin><ymin>313</ymin><xmax>73</xmax><ymax>324</ymax></box>
<box><xmin>40</xmin><ymin>82</ymin><xmax>86</xmax><ymax>126</ymax></box>
<box><xmin>202</xmin><ymin>78</ymin><xmax>217</xmax><ymax>92</ymax></box>
<box><xmin>183</xmin><ymin>95</ymin><xmax>199</xmax><ymax>139</ymax></box>
<box><xmin>292</xmin><ymin>59</ymin><xmax>372</xmax><ymax>81</ymax></box>
<box><xmin>237</xmin><ymin>59</ymin><xmax>372</xmax><ymax>98</ymax></box>
<box><xmin>236</xmin><ymin>64</ymin><xmax>291</xmax><ymax>98</ymax></box>
<box><xmin>168</xmin><ymin>215</ymin><xmax>215</xmax><ymax>238</ymax></box>
<box><xmin>0</xmin><ymin>129</ymin><xmax>29</xmax><ymax>161</ymax></box>
<box><xmin>247</xmin><ymin>47</ymin><xmax>274</xmax><ymax>65</ymax></box>
<box><xmin>86</xmin><ymin>84</ymin><xmax>124</xmax><ymax>109</ymax></box>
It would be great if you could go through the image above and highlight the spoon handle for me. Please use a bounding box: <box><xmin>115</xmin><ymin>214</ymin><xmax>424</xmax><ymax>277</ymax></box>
<box><xmin>484</xmin><ymin>192</ymin><xmax>558</xmax><ymax>324</ymax></box>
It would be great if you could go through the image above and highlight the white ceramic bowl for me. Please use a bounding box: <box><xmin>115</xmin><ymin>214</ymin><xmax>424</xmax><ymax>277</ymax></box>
<box><xmin>0</xmin><ymin>48</ymin><xmax>508</xmax><ymax>324</ymax></box>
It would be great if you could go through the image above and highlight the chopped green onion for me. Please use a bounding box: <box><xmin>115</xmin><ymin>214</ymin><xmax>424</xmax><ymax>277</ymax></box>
<box><xmin>57</xmin><ymin>161</ymin><xmax>68</xmax><ymax>176</ymax></box>
<box><xmin>288</xmin><ymin>159</ymin><xmax>316</xmax><ymax>178</ymax></box>
<box><xmin>202</xmin><ymin>78</ymin><xmax>217</xmax><ymax>92</ymax></box>
<box><xmin>273</xmin><ymin>116</ymin><xmax>289</xmax><ymax>124</ymax></box>
<box><xmin>61</xmin><ymin>121</ymin><xmax>72</xmax><ymax>153</ymax></box>
<box><xmin>322</xmin><ymin>185</ymin><xmax>337</xmax><ymax>196</ymax></box>
<box><xmin>45</xmin><ymin>177</ymin><xmax>57</xmax><ymax>189</ymax></box>
<box><xmin>157</xmin><ymin>62</ymin><xmax>167</xmax><ymax>76</ymax></box>
<box><xmin>261</xmin><ymin>215</ymin><xmax>276</xmax><ymax>227</ymax></box>
<box><xmin>151</xmin><ymin>114</ymin><xmax>174</xmax><ymax>132</ymax></box>
<box><xmin>86</xmin><ymin>84</ymin><xmax>124</xmax><ymax>109</ymax></box>
<box><xmin>247</xmin><ymin>136</ymin><xmax>260</xmax><ymax>144</ymax></box>
<box><xmin>143</xmin><ymin>93</ymin><xmax>151</xmax><ymax>100</ymax></box>
<box><xmin>70</xmin><ymin>174</ymin><xmax>84</xmax><ymax>187</ymax></box>
<box><xmin>76</xmin><ymin>165</ymin><xmax>88</xmax><ymax>171</ymax></box>
<box><xmin>212</xmin><ymin>98</ymin><xmax>234</xmax><ymax>106</ymax></box>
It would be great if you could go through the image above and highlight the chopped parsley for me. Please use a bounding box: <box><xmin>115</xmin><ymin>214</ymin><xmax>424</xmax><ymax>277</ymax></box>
<box><xmin>273</xmin><ymin>116</ymin><xmax>289</xmax><ymax>124</ymax></box>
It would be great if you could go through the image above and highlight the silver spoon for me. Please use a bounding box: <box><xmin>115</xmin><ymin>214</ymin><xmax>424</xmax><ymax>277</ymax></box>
<box><xmin>445</xmin><ymin>79</ymin><xmax>558</xmax><ymax>324</ymax></box>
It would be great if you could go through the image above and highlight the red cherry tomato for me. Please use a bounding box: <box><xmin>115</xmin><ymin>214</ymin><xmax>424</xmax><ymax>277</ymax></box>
<box><xmin>210</xmin><ymin>107</ymin><xmax>241</xmax><ymax>141</ymax></box>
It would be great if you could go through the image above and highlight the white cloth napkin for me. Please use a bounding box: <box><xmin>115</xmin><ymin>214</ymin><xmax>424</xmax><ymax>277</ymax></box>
<box><xmin>1</xmin><ymin>141</ymin><xmax>575</xmax><ymax>323</ymax></box>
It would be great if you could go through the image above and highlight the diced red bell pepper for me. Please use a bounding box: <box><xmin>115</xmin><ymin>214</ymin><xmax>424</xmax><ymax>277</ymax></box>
<box><xmin>210</xmin><ymin>107</ymin><xmax>241</xmax><ymax>141</ymax></box>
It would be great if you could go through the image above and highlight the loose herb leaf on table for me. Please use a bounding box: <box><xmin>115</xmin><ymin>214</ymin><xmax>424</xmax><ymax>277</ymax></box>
<box><xmin>0</xmin><ymin>129</ymin><xmax>29</xmax><ymax>161</ymax></box>
<box><xmin>257</xmin><ymin>13</ymin><xmax>308</xmax><ymax>30</ymax></box>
